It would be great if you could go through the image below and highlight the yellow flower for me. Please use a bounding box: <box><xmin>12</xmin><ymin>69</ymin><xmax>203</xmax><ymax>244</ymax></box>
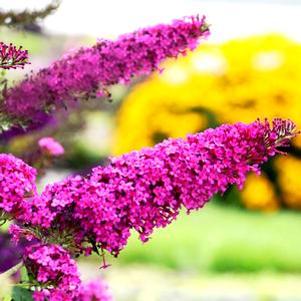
<box><xmin>241</xmin><ymin>174</ymin><xmax>279</xmax><ymax>212</ymax></box>
<box><xmin>275</xmin><ymin>156</ymin><xmax>301</xmax><ymax>209</ymax></box>
<box><xmin>113</xmin><ymin>78</ymin><xmax>208</xmax><ymax>155</ymax></box>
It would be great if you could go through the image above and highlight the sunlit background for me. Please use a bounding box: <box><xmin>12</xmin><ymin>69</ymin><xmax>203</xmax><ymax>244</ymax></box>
<box><xmin>1</xmin><ymin>0</ymin><xmax>301</xmax><ymax>300</ymax></box>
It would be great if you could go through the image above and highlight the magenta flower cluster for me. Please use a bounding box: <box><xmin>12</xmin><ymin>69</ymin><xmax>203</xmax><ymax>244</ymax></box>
<box><xmin>35</xmin><ymin>119</ymin><xmax>296</xmax><ymax>255</ymax></box>
<box><xmin>2</xmin><ymin>16</ymin><xmax>209</xmax><ymax>129</ymax></box>
<box><xmin>0</xmin><ymin>42</ymin><xmax>29</xmax><ymax>69</ymax></box>
<box><xmin>0</xmin><ymin>154</ymin><xmax>37</xmax><ymax>219</ymax></box>
<box><xmin>1</xmin><ymin>118</ymin><xmax>297</xmax><ymax>299</ymax></box>
<box><xmin>7</xmin><ymin>225</ymin><xmax>111</xmax><ymax>300</ymax></box>
<box><xmin>6</xmin><ymin>118</ymin><xmax>295</xmax><ymax>249</ymax></box>
<box><xmin>24</xmin><ymin>243</ymin><xmax>80</xmax><ymax>301</ymax></box>
<box><xmin>22</xmin><ymin>243</ymin><xmax>111</xmax><ymax>300</ymax></box>
<box><xmin>38</xmin><ymin>137</ymin><xmax>65</xmax><ymax>157</ymax></box>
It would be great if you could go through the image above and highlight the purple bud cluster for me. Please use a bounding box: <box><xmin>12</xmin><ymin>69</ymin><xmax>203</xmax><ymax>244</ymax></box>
<box><xmin>2</xmin><ymin>16</ymin><xmax>209</xmax><ymax>129</ymax></box>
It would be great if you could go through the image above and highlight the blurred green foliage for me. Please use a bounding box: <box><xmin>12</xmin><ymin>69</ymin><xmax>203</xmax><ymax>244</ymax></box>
<box><xmin>12</xmin><ymin>287</ymin><xmax>33</xmax><ymax>301</ymax></box>
<box><xmin>113</xmin><ymin>202</ymin><xmax>301</xmax><ymax>273</ymax></box>
<box><xmin>1</xmin><ymin>29</ymin><xmax>52</xmax><ymax>55</ymax></box>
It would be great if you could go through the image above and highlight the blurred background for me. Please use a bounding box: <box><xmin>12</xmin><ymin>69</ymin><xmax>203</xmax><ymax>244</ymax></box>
<box><xmin>1</xmin><ymin>0</ymin><xmax>301</xmax><ymax>300</ymax></box>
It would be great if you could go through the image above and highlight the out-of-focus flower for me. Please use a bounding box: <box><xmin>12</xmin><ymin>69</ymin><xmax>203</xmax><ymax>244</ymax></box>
<box><xmin>241</xmin><ymin>173</ymin><xmax>279</xmax><ymax>211</ymax></box>
<box><xmin>77</xmin><ymin>279</ymin><xmax>112</xmax><ymax>301</ymax></box>
<box><xmin>38</xmin><ymin>137</ymin><xmax>64</xmax><ymax>157</ymax></box>
<box><xmin>275</xmin><ymin>155</ymin><xmax>301</xmax><ymax>209</ymax></box>
<box><xmin>0</xmin><ymin>42</ymin><xmax>29</xmax><ymax>69</ymax></box>
<box><xmin>1</xmin><ymin>15</ymin><xmax>209</xmax><ymax>134</ymax></box>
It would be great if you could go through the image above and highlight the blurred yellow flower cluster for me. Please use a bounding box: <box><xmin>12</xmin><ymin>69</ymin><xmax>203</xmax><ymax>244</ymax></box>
<box><xmin>275</xmin><ymin>156</ymin><xmax>301</xmax><ymax>209</ymax></box>
<box><xmin>113</xmin><ymin>34</ymin><xmax>301</xmax><ymax>211</ymax></box>
<box><xmin>241</xmin><ymin>174</ymin><xmax>279</xmax><ymax>212</ymax></box>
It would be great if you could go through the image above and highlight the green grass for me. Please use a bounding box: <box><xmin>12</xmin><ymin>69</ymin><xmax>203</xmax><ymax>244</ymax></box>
<box><xmin>112</xmin><ymin>202</ymin><xmax>301</xmax><ymax>273</ymax></box>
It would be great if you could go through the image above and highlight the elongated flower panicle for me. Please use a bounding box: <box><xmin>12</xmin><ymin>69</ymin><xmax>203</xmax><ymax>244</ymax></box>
<box><xmin>0</xmin><ymin>119</ymin><xmax>296</xmax><ymax>299</ymax></box>
<box><xmin>0</xmin><ymin>42</ymin><xmax>29</xmax><ymax>69</ymax></box>
<box><xmin>20</xmin><ymin>119</ymin><xmax>295</xmax><ymax>257</ymax></box>
<box><xmin>2</xmin><ymin>15</ymin><xmax>209</xmax><ymax>130</ymax></box>
<box><xmin>0</xmin><ymin>154</ymin><xmax>37</xmax><ymax>219</ymax></box>
<box><xmin>24</xmin><ymin>243</ymin><xmax>80</xmax><ymax>301</ymax></box>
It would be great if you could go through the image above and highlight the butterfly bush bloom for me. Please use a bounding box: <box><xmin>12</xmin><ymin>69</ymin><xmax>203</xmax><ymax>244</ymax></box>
<box><xmin>39</xmin><ymin>137</ymin><xmax>64</xmax><ymax>157</ymax></box>
<box><xmin>0</xmin><ymin>42</ymin><xmax>29</xmax><ymax>69</ymax></box>
<box><xmin>21</xmin><ymin>119</ymin><xmax>296</xmax><ymax>257</ymax></box>
<box><xmin>24</xmin><ymin>243</ymin><xmax>81</xmax><ymax>301</ymax></box>
<box><xmin>2</xmin><ymin>15</ymin><xmax>209</xmax><ymax>129</ymax></box>
<box><xmin>0</xmin><ymin>119</ymin><xmax>297</xmax><ymax>299</ymax></box>
<box><xmin>0</xmin><ymin>154</ymin><xmax>37</xmax><ymax>219</ymax></box>
<box><xmin>23</xmin><ymin>243</ymin><xmax>111</xmax><ymax>301</ymax></box>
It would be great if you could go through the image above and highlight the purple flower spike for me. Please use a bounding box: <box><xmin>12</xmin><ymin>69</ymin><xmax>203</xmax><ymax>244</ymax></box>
<box><xmin>0</xmin><ymin>119</ymin><xmax>297</xmax><ymax>299</ymax></box>
<box><xmin>24</xmin><ymin>119</ymin><xmax>296</xmax><ymax>257</ymax></box>
<box><xmin>2</xmin><ymin>15</ymin><xmax>209</xmax><ymax>129</ymax></box>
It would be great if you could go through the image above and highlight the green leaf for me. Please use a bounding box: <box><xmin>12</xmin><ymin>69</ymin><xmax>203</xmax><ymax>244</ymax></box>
<box><xmin>11</xmin><ymin>286</ymin><xmax>33</xmax><ymax>301</ymax></box>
